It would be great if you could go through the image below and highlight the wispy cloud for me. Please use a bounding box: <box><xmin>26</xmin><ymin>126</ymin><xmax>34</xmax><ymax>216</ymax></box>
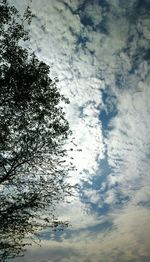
<box><xmin>13</xmin><ymin>206</ymin><xmax>150</xmax><ymax>262</ymax></box>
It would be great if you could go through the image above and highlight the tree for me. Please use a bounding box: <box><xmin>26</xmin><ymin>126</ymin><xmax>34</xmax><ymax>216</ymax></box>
<box><xmin>0</xmin><ymin>0</ymin><xmax>74</xmax><ymax>260</ymax></box>
<box><xmin>0</xmin><ymin>0</ymin><xmax>71</xmax><ymax>185</ymax></box>
<box><xmin>0</xmin><ymin>189</ymin><xmax>69</xmax><ymax>261</ymax></box>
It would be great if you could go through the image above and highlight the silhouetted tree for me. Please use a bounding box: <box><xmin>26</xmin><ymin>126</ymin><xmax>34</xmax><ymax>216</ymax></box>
<box><xmin>0</xmin><ymin>0</ymin><xmax>74</xmax><ymax>260</ymax></box>
<box><xmin>0</xmin><ymin>186</ymin><xmax>69</xmax><ymax>261</ymax></box>
<box><xmin>0</xmin><ymin>0</ymin><xmax>71</xmax><ymax>184</ymax></box>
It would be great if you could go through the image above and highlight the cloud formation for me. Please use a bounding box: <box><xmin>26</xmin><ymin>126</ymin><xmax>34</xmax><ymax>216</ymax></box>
<box><xmin>13</xmin><ymin>206</ymin><xmax>150</xmax><ymax>262</ymax></box>
<box><xmin>11</xmin><ymin>0</ymin><xmax>150</xmax><ymax>261</ymax></box>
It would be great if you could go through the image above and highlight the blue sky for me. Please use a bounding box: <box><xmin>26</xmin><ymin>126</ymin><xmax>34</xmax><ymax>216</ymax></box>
<box><xmin>11</xmin><ymin>0</ymin><xmax>150</xmax><ymax>261</ymax></box>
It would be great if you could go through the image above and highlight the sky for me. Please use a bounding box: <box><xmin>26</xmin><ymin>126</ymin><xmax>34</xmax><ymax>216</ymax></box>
<box><xmin>10</xmin><ymin>0</ymin><xmax>150</xmax><ymax>261</ymax></box>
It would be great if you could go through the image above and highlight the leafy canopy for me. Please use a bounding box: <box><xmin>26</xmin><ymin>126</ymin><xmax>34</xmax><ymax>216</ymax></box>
<box><xmin>0</xmin><ymin>1</ymin><xmax>74</xmax><ymax>259</ymax></box>
<box><xmin>0</xmin><ymin>0</ymin><xmax>71</xmax><ymax>184</ymax></box>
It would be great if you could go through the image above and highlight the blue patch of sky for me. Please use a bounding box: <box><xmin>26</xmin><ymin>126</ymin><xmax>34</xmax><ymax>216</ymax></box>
<box><xmin>99</xmin><ymin>88</ymin><xmax>118</xmax><ymax>133</ymax></box>
<box><xmin>62</xmin><ymin>0</ymin><xmax>107</xmax><ymax>38</ymax></box>
<box><xmin>88</xmin><ymin>201</ymin><xmax>110</xmax><ymax>216</ymax></box>
<box><xmin>78</xmin><ymin>105</ymin><xmax>85</xmax><ymax>118</ymax></box>
<box><xmin>77</xmin><ymin>88</ymin><xmax>119</xmax><ymax>216</ymax></box>
<box><xmin>98</xmin><ymin>0</ymin><xmax>110</xmax><ymax>9</ymax></box>
<box><xmin>80</xmin><ymin>15</ymin><xmax>94</xmax><ymax>27</ymax></box>
<box><xmin>77</xmin><ymin>87</ymin><xmax>131</xmax><ymax>216</ymax></box>
<box><xmin>100</xmin><ymin>109</ymin><xmax>115</xmax><ymax>131</ymax></box>
<box><xmin>135</xmin><ymin>0</ymin><xmax>150</xmax><ymax>15</ymax></box>
<box><xmin>73</xmin><ymin>0</ymin><xmax>109</xmax><ymax>34</ymax></box>
<box><xmin>114</xmin><ymin>191</ymin><xmax>130</xmax><ymax>207</ymax></box>
<box><xmin>79</xmin><ymin>154</ymin><xmax>113</xmax><ymax>216</ymax></box>
<box><xmin>76</xmin><ymin>0</ymin><xmax>87</xmax><ymax>13</ymax></box>
<box><xmin>115</xmin><ymin>72</ymin><xmax>127</xmax><ymax>89</ymax></box>
<box><xmin>97</xmin><ymin>18</ymin><xmax>109</xmax><ymax>34</ymax></box>
<box><xmin>79</xmin><ymin>12</ymin><xmax>109</xmax><ymax>34</ymax></box>
<box><xmin>144</xmin><ymin>48</ymin><xmax>150</xmax><ymax>61</ymax></box>
<box><xmin>75</xmin><ymin>34</ymin><xmax>89</xmax><ymax>50</ymax></box>
<box><xmin>91</xmin><ymin>157</ymin><xmax>112</xmax><ymax>191</ymax></box>
<box><xmin>79</xmin><ymin>160</ymin><xmax>109</xmax><ymax>189</ymax></box>
<box><xmin>132</xmin><ymin>48</ymin><xmax>149</xmax><ymax>71</ymax></box>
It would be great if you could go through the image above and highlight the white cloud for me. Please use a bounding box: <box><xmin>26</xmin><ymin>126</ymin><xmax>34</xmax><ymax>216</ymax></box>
<box><xmin>7</xmin><ymin>1</ymin><xmax>150</xmax><ymax>261</ymax></box>
<box><xmin>104</xmin><ymin>81</ymin><xmax>150</xmax><ymax>205</ymax></box>
<box><xmin>13</xmin><ymin>0</ymin><xmax>150</xmax><ymax>217</ymax></box>
<box><xmin>13</xmin><ymin>0</ymin><xmax>106</xmax><ymax>184</ymax></box>
<box><xmin>12</xmin><ymin>205</ymin><xmax>150</xmax><ymax>262</ymax></box>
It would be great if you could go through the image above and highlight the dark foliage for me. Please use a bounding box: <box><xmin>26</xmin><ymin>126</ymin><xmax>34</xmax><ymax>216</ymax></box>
<box><xmin>0</xmin><ymin>0</ymin><xmax>74</xmax><ymax>260</ymax></box>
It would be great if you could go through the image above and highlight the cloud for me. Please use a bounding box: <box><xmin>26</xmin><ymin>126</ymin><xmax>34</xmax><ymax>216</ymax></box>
<box><xmin>13</xmin><ymin>205</ymin><xmax>150</xmax><ymax>262</ymax></box>
<box><xmin>26</xmin><ymin>0</ymin><xmax>107</xmax><ymax>180</ymax></box>
<box><xmin>8</xmin><ymin>0</ymin><xmax>150</xmax><ymax>261</ymax></box>
<box><xmin>14</xmin><ymin>0</ymin><xmax>150</xmax><ymax>216</ymax></box>
<box><xmin>80</xmin><ymin>1</ymin><xmax>103</xmax><ymax>27</ymax></box>
<box><xmin>104</xmin><ymin>81</ymin><xmax>150</xmax><ymax>204</ymax></box>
